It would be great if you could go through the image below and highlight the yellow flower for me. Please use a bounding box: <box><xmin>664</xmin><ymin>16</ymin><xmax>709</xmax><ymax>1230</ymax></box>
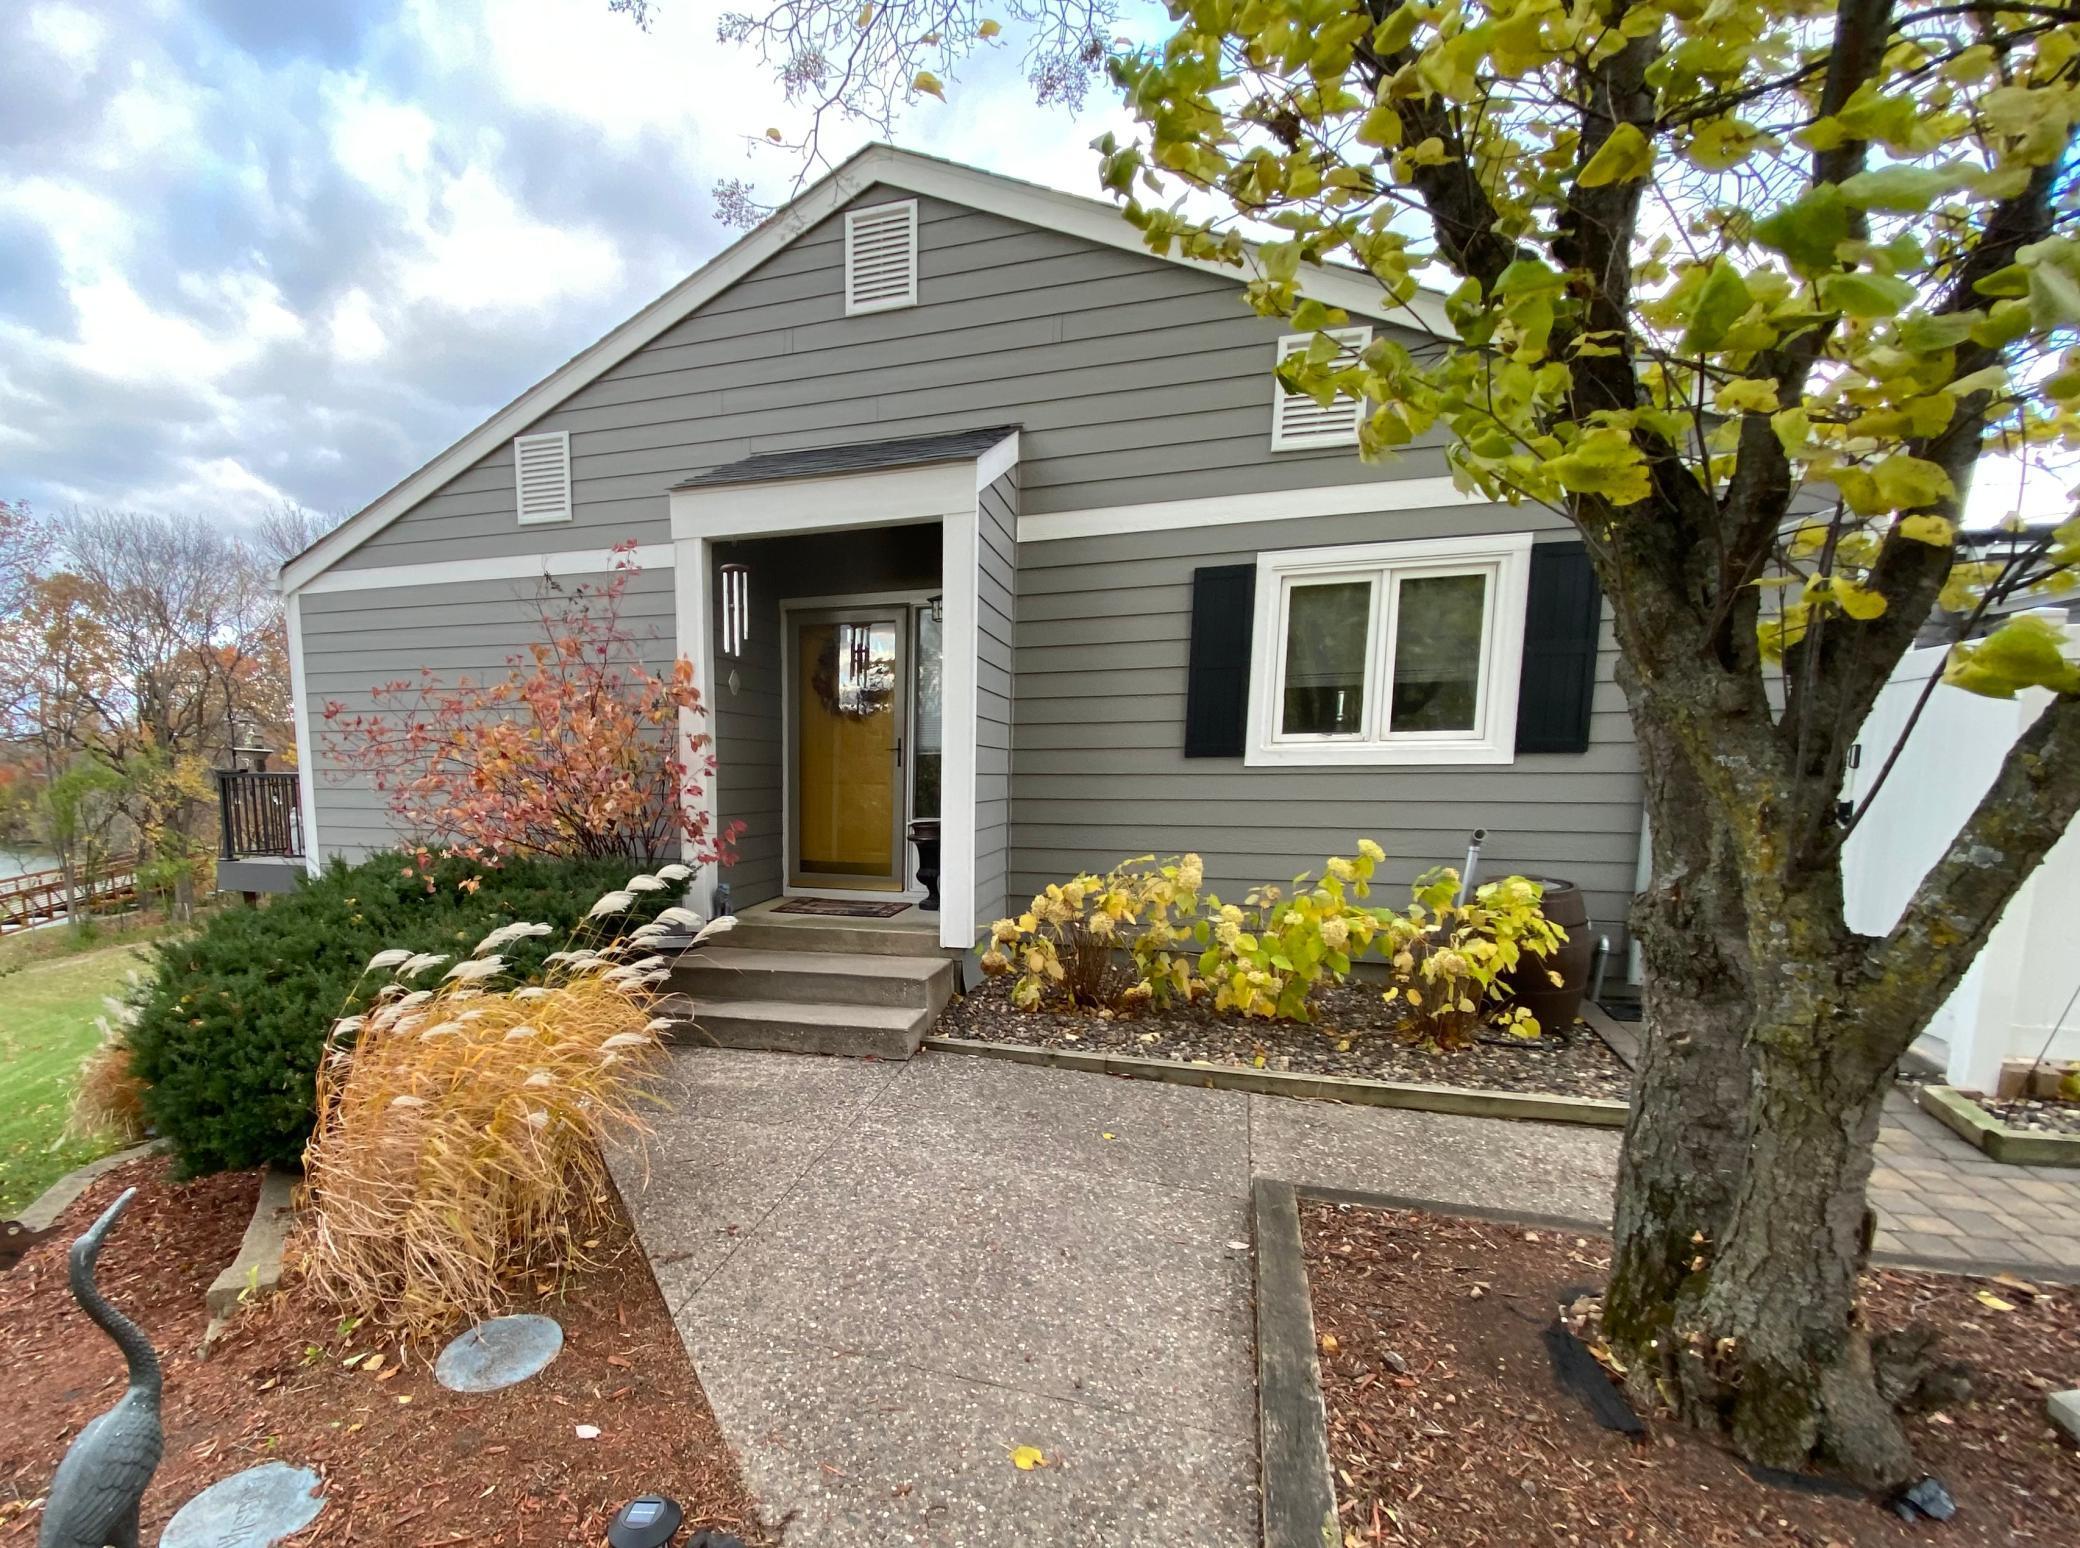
<box><xmin>991</xmin><ymin>918</ymin><xmax>1022</xmax><ymax>944</ymax></box>
<box><xmin>1358</xmin><ymin>838</ymin><xmax>1385</xmax><ymax>862</ymax></box>
<box><xmin>1087</xmin><ymin>911</ymin><xmax>1117</xmax><ymax>938</ymax></box>
<box><xmin>1320</xmin><ymin>917</ymin><xmax>1350</xmax><ymax>951</ymax></box>
<box><xmin>1326</xmin><ymin>856</ymin><xmax>1356</xmax><ymax>882</ymax></box>
<box><xmin>1215</xmin><ymin>920</ymin><xmax>1242</xmax><ymax>947</ymax></box>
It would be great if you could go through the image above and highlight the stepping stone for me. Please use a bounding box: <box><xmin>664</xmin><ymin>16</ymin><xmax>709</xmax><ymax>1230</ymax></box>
<box><xmin>435</xmin><ymin>1313</ymin><xmax>564</xmax><ymax>1393</ymax></box>
<box><xmin>2052</xmin><ymin>1389</ymin><xmax>2080</xmax><ymax>1443</ymax></box>
<box><xmin>161</xmin><ymin>1461</ymin><xmax>325</xmax><ymax>1547</ymax></box>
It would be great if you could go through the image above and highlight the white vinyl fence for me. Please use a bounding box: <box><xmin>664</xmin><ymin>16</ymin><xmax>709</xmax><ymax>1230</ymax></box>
<box><xmin>1842</xmin><ymin>637</ymin><xmax>2080</xmax><ymax>1092</ymax></box>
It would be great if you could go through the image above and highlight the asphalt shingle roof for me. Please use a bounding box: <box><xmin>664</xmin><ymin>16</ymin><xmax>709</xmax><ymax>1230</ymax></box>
<box><xmin>672</xmin><ymin>426</ymin><xmax>1021</xmax><ymax>490</ymax></box>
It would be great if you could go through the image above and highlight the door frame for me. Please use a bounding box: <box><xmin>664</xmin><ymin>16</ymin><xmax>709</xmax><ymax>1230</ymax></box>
<box><xmin>669</xmin><ymin>434</ymin><xmax>1018</xmax><ymax>950</ymax></box>
<box><xmin>778</xmin><ymin>592</ymin><xmax>934</xmax><ymax>899</ymax></box>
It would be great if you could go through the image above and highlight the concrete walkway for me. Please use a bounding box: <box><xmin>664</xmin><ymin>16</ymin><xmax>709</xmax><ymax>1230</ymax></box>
<box><xmin>610</xmin><ymin>1049</ymin><xmax>1615</xmax><ymax>1545</ymax></box>
<box><xmin>610</xmin><ymin>1048</ymin><xmax>2080</xmax><ymax>1545</ymax></box>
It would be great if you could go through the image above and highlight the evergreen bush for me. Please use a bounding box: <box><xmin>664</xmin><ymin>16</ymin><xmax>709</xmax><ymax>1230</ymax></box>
<box><xmin>123</xmin><ymin>850</ymin><xmax>681</xmax><ymax>1175</ymax></box>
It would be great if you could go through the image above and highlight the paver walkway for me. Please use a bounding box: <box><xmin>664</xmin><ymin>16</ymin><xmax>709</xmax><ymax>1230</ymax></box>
<box><xmin>609</xmin><ymin>1048</ymin><xmax>2080</xmax><ymax>1546</ymax></box>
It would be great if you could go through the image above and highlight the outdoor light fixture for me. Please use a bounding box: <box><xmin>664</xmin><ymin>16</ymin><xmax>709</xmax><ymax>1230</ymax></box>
<box><xmin>605</xmin><ymin>1496</ymin><xmax>748</xmax><ymax>1548</ymax></box>
<box><xmin>607</xmin><ymin>1495</ymin><xmax>681</xmax><ymax>1548</ymax></box>
<box><xmin>928</xmin><ymin>593</ymin><xmax>943</xmax><ymax>623</ymax></box>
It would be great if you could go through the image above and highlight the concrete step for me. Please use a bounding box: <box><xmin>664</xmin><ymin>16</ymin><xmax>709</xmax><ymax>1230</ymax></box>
<box><xmin>725</xmin><ymin>918</ymin><xmax>948</xmax><ymax>957</ymax></box>
<box><xmin>658</xmin><ymin>995</ymin><xmax>931</xmax><ymax>1060</ymax></box>
<box><xmin>670</xmin><ymin>947</ymin><xmax>954</xmax><ymax>1012</ymax></box>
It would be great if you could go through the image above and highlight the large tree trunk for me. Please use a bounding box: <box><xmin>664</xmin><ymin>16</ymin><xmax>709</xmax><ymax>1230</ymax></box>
<box><xmin>1604</xmin><ymin>701</ymin><xmax>1754</xmax><ymax>1354</ymax></box>
<box><xmin>1603</xmin><ymin>696</ymin><xmax>1918</xmax><ymax>1487</ymax></box>
<box><xmin>1687</xmin><ymin>1033</ymin><xmax>1908</xmax><ymax>1484</ymax></box>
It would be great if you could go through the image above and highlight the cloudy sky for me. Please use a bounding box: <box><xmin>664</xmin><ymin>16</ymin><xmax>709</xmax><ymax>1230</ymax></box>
<box><xmin>0</xmin><ymin>0</ymin><xmax>1140</xmax><ymax>525</ymax></box>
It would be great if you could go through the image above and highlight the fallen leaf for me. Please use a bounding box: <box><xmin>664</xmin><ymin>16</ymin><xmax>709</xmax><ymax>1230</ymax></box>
<box><xmin>575</xmin><ymin>1424</ymin><xmax>602</xmax><ymax>1440</ymax></box>
<box><xmin>1100</xmin><ymin>1131</ymin><xmax>1116</xmax><ymax>1141</ymax></box>
<box><xmin>1319</xmin><ymin>1333</ymin><xmax>1340</xmax><ymax>1354</ymax></box>
<box><xmin>1974</xmin><ymin>1290</ymin><xmax>2016</xmax><ymax>1312</ymax></box>
<box><xmin>1010</xmin><ymin>1444</ymin><xmax>1048</xmax><ymax>1470</ymax></box>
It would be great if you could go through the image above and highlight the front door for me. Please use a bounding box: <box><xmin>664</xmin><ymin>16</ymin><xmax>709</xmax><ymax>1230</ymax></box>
<box><xmin>787</xmin><ymin>606</ymin><xmax>909</xmax><ymax>891</ymax></box>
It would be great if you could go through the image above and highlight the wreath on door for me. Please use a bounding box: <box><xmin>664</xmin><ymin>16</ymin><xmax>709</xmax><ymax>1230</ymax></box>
<box><xmin>810</xmin><ymin>629</ymin><xmax>897</xmax><ymax>719</ymax></box>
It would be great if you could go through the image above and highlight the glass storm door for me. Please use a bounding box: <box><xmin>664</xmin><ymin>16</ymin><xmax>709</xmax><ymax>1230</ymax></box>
<box><xmin>789</xmin><ymin>608</ymin><xmax>908</xmax><ymax>890</ymax></box>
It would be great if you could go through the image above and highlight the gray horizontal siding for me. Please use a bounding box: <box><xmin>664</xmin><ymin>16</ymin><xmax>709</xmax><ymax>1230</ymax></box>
<box><xmin>1006</xmin><ymin>513</ymin><xmax>1644</xmax><ymax>951</ymax></box>
<box><xmin>338</xmin><ymin>187</ymin><xmax>1433</xmax><ymax>572</ymax></box>
<box><xmin>301</xmin><ymin>568</ymin><xmax>677</xmax><ymax>861</ymax></box>
<box><xmin>974</xmin><ymin>468</ymin><xmax>1017</xmax><ymax>932</ymax></box>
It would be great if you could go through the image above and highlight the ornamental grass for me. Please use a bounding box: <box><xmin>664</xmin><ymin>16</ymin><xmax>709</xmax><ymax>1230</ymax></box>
<box><xmin>298</xmin><ymin>875</ymin><xmax>724</xmax><ymax>1336</ymax></box>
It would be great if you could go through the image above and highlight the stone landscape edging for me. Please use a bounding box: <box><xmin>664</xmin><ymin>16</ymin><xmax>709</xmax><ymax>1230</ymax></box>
<box><xmin>920</xmin><ymin>1035</ymin><xmax>1631</xmax><ymax>1127</ymax></box>
<box><xmin>1251</xmin><ymin>1178</ymin><xmax>1338</xmax><ymax>1548</ymax></box>
<box><xmin>1915</xmin><ymin>1084</ymin><xmax>2080</xmax><ymax>1168</ymax></box>
<box><xmin>1252</xmin><ymin>1181</ymin><xmax>1606</xmax><ymax>1548</ymax></box>
<box><xmin>205</xmin><ymin>1163</ymin><xmax>301</xmax><ymax>1319</ymax></box>
<box><xmin>12</xmin><ymin>1139</ymin><xmax>166</xmax><ymax>1233</ymax></box>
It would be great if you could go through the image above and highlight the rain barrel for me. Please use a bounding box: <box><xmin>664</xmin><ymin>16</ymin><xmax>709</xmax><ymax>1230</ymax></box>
<box><xmin>1500</xmin><ymin>878</ymin><xmax>1596</xmax><ymax>1031</ymax></box>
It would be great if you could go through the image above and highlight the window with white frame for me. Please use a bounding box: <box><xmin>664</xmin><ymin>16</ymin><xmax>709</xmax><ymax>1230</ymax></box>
<box><xmin>1245</xmin><ymin>533</ymin><xmax>1533</xmax><ymax>766</ymax></box>
<box><xmin>1270</xmin><ymin>326</ymin><xmax>1373</xmax><ymax>450</ymax></box>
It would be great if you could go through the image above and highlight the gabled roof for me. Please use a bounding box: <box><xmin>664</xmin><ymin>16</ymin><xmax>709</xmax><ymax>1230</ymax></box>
<box><xmin>281</xmin><ymin>143</ymin><xmax>1449</xmax><ymax>595</ymax></box>
<box><xmin>673</xmin><ymin>426</ymin><xmax>1022</xmax><ymax>490</ymax></box>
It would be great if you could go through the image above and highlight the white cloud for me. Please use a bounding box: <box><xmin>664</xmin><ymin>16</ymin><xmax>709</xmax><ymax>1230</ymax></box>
<box><xmin>26</xmin><ymin>3</ymin><xmax>107</xmax><ymax>69</ymax></box>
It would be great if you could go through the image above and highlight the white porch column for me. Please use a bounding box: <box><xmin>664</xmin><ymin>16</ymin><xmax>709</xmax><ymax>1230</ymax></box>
<box><xmin>939</xmin><ymin>506</ymin><xmax>979</xmax><ymax>951</ymax></box>
<box><xmin>673</xmin><ymin>534</ymin><xmax>717</xmax><ymax>911</ymax></box>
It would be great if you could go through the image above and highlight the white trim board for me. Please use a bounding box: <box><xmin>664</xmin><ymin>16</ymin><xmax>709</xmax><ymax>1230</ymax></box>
<box><xmin>278</xmin><ymin>140</ymin><xmax>1446</xmax><ymax>593</ymax></box>
<box><xmin>285</xmin><ymin>594</ymin><xmax>321</xmax><ymax>876</ymax></box>
<box><xmin>297</xmin><ymin>544</ymin><xmax>676</xmax><ymax>597</ymax></box>
<box><xmin>1015</xmin><ymin>476</ymin><xmax>1495</xmax><ymax>544</ymax></box>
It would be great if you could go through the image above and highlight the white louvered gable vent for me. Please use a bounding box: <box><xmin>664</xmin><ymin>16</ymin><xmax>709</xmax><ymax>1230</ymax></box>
<box><xmin>514</xmin><ymin>432</ymin><xmax>572</xmax><ymax>524</ymax></box>
<box><xmin>845</xmin><ymin>200</ymin><xmax>919</xmax><ymax>315</ymax></box>
<box><xmin>1271</xmin><ymin>327</ymin><xmax>1374</xmax><ymax>451</ymax></box>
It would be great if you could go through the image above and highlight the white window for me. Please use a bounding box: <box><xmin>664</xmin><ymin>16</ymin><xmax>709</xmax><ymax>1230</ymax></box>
<box><xmin>1271</xmin><ymin>326</ymin><xmax>1373</xmax><ymax>451</ymax></box>
<box><xmin>1245</xmin><ymin>533</ymin><xmax>1533</xmax><ymax>766</ymax></box>
<box><xmin>844</xmin><ymin>200</ymin><xmax>919</xmax><ymax>315</ymax></box>
<box><xmin>513</xmin><ymin>431</ymin><xmax>572</xmax><ymax>524</ymax></box>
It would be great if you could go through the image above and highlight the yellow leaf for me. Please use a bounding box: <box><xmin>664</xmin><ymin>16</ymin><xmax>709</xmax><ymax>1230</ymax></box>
<box><xmin>1319</xmin><ymin>1332</ymin><xmax>1340</xmax><ymax>1353</ymax></box>
<box><xmin>1899</xmin><ymin>513</ymin><xmax>1956</xmax><ymax>546</ymax></box>
<box><xmin>1713</xmin><ymin>378</ymin><xmax>1779</xmax><ymax>415</ymax></box>
<box><xmin>978</xmin><ymin>17</ymin><xmax>1001</xmax><ymax>37</ymax></box>
<box><xmin>856</xmin><ymin>2</ymin><xmax>874</xmax><ymax>23</ymax></box>
<box><xmin>1832</xmin><ymin>578</ymin><xmax>1889</xmax><ymax>620</ymax></box>
<box><xmin>764</xmin><ymin>128</ymin><xmax>784</xmax><ymax>143</ymax></box>
<box><xmin>912</xmin><ymin>70</ymin><xmax>945</xmax><ymax>100</ymax></box>
<box><xmin>1974</xmin><ymin>1290</ymin><xmax>2016</xmax><ymax>1312</ymax></box>
<box><xmin>1010</xmin><ymin>1444</ymin><xmax>1048</xmax><ymax>1470</ymax></box>
<box><xmin>1101</xmin><ymin>1131</ymin><xmax>1116</xmax><ymax>1140</ymax></box>
<box><xmin>1578</xmin><ymin>123</ymin><xmax>1654</xmax><ymax>187</ymax></box>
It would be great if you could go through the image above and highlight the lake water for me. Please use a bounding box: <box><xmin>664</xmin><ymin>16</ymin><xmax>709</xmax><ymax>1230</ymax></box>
<box><xmin>0</xmin><ymin>848</ymin><xmax>56</xmax><ymax>880</ymax></box>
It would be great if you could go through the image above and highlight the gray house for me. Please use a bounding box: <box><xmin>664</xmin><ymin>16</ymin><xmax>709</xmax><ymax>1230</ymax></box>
<box><xmin>277</xmin><ymin>144</ymin><xmax>1640</xmax><ymax>982</ymax></box>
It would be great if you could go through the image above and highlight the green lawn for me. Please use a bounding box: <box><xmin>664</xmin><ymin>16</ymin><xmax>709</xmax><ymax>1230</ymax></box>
<box><xmin>0</xmin><ymin>943</ymin><xmax>150</xmax><ymax>1216</ymax></box>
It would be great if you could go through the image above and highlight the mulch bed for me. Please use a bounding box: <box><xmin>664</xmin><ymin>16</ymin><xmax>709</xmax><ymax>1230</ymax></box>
<box><xmin>1976</xmin><ymin>1093</ymin><xmax>2080</xmax><ymax>1137</ymax></box>
<box><xmin>938</xmin><ymin>977</ymin><xmax>1632</xmax><ymax>1102</ymax></box>
<box><xmin>1301</xmin><ymin>1199</ymin><xmax>2080</xmax><ymax>1546</ymax></box>
<box><xmin>0</xmin><ymin>1154</ymin><xmax>765</xmax><ymax>1545</ymax></box>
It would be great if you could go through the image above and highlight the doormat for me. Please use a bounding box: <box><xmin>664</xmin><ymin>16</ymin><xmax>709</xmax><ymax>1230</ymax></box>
<box><xmin>772</xmin><ymin>897</ymin><xmax>914</xmax><ymax>918</ymax></box>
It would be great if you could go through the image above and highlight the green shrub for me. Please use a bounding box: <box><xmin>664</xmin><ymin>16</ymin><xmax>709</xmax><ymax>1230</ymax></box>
<box><xmin>123</xmin><ymin>850</ymin><xmax>682</xmax><ymax>1175</ymax></box>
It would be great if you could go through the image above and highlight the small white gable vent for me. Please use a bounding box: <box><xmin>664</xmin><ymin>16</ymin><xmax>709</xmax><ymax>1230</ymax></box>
<box><xmin>1271</xmin><ymin>327</ymin><xmax>1374</xmax><ymax>451</ymax></box>
<box><xmin>845</xmin><ymin>200</ymin><xmax>919</xmax><ymax>315</ymax></box>
<box><xmin>514</xmin><ymin>431</ymin><xmax>572</xmax><ymax>524</ymax></box>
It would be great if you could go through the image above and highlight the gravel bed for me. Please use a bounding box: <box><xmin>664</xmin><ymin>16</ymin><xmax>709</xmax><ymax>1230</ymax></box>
<box><xmin>1977</xmin><ymin>1094</ymin><xmax>2080</xmax><ymax>1136</ymax></box>
<box><xmin>936</xmin><ymin>976</ymin><xmax>1632</xmax><ymax>1102</ymax></box>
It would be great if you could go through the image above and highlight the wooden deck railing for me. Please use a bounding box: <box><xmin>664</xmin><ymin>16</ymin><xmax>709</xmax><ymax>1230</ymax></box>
<box><xmin>217</xmin><ymin>769</ymin><xmax>304</xmax><ymax>861</ymax></box>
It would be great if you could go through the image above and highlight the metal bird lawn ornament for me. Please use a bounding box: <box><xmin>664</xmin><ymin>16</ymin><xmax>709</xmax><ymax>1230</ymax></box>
<box><xmin>38</xmin><ymin>1187</ymin><xmax>164</xmax><ymax>1548</ymax></box>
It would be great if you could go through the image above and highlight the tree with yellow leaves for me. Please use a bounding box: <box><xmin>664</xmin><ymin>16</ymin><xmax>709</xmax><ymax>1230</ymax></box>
<box><xmin>714</xmin><ymin>0</ymin><xmax>2080</xmax><ymax>1484</ymax></box>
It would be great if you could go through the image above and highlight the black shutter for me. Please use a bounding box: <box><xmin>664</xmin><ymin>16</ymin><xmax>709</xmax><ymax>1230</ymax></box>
<box><xmin>1184</xmin><ymin>563</ymin><xmax>1256</xmax><ymax>758</ymax></box>
<box><xmin>1515</xmin><ymin>540</ymin><xmax>1601</xmax><ymax>755</ymax></box>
